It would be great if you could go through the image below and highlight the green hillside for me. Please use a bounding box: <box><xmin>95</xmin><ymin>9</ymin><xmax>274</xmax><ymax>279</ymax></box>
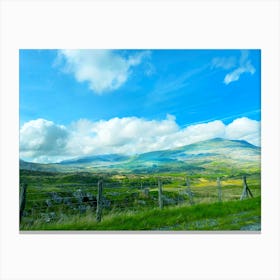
<box><xmin>20</xmin><ymin>138</ymin><xmax>260</xmax><ymax>176</ymax></box>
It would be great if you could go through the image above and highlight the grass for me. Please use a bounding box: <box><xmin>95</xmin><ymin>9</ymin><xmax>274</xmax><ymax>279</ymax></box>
<box><xmin>21</xmin><ymin>196</ymin><xmax>261</xmax><ymax>231</ymax></box>
<box><xmin>20</xmin><ymin>170</ymin><xmax>261</xmax><ymax>231</ymax></box>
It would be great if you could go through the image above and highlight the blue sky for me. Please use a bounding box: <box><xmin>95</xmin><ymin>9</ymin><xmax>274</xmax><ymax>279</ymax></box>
<box><xmin>19</xmin><ymin>49</ymin><xmax>261</xmax><ymax>163</ymax></box>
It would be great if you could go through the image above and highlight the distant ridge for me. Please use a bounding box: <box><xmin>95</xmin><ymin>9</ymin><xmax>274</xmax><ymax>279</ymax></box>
<box><xmin>59</xmin><ymin>154</ymin><xmax>130</xmax><ymax>165</ymax></box>
<box><xmin>20</xmin><ymin>138</ymin><xmax>260</xmax><ymax>175</ymax></box>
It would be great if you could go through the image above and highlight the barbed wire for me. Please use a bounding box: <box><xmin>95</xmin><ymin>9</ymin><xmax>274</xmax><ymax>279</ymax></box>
<box><xmin>25</xmin><ymin>201</ymin><xmax>159</xmax><ymax>212</ymax></box>
<box><xmin>20</xmin><ymin>176</ymin><xmax>257</xmax><ymax>223</ymax></box>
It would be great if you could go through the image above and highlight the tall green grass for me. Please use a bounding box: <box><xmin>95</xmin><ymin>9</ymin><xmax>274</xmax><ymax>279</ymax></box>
<box><xmin>21</xmin><ymin>197</ymin><xmax>261</xmax><ymax>231</ymax></box>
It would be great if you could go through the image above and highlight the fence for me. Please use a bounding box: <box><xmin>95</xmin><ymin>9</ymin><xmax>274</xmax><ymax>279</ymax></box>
<box><xmin>19</xmin><ymin>175</ymin><xmax>255</xmax><ymax>224</ymax></box>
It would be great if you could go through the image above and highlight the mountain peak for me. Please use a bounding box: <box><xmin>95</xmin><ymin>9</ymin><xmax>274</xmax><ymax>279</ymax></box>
<box><xmin>20</xmin><ymin>137</ymin><xmax>260</xmax><ymax>174</ymax></box>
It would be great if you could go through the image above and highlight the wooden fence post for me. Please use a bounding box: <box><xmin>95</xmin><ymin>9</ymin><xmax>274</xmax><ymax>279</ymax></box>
<box><xmin>240</xmin><ymin>176</ymin><xmax>253</xmax><ymax>200</ymax></box>
<box><xmin>177</xmin><ymin>184</ymin><xmax>180</xmax><ymax>205</ymax></box>
<box><xmin>20</xmin><ymin>183</ymin><xmax>27</xmax><ymax>223</ymax></box>
<box><xmin>186</xmin><ymin>177</ymin><xmax>194</xmax><ymax>205</ymax></box>
<box><xmin>217</xmin><ymin>177</ymin><xmax>222</xmax><ymax>202</ymax></box>
<box><xmin>96</xmin><ymin>179</ymin><xmax>103</xmax><ymax>222</ymax></box>
<box><xmin>158</xmin><ymin>178</ymin><xmax>163</xmax><ymax>209</ymax></box>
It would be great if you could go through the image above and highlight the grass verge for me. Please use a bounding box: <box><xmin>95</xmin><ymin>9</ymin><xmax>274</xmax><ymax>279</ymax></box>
<box><xmin>21</xmin><ymin>196</ymin><xmax>261</xmax><ymax>231</ymax></box>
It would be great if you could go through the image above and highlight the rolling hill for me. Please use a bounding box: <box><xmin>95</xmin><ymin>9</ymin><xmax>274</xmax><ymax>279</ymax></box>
<box><xmin>20</xmin><ymin>138</ymin><xmax>261</xmax><ymax>175</ymax></box>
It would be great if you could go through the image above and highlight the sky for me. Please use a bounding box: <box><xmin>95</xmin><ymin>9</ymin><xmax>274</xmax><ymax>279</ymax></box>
<box><xmin>19</xmin><ymin>49</ymin><xmax>261</xmax><ymax>163</ymax></box>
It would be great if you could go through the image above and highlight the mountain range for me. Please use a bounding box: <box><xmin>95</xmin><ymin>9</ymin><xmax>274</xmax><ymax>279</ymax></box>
<box><xmin>20</xmin><ymin>138</ymin><xmax>261</xmax><ymax>175</ymax></box>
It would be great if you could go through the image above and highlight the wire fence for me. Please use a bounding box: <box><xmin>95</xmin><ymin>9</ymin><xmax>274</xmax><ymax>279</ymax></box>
<box><xmin>20</xmin><ymin>175</ymin><xmax>257</xmax><ymax>224</ymax></box>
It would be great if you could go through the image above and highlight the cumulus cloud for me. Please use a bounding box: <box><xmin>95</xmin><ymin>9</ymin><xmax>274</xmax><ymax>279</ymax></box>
<box><xmin>20</xmin><ymin>116</ymin><xmax>260</xmax><ymax>163</ymax></box>
<box><xmin>66</xmin><ymin>114</ymin><xmax>179</xmax><ymax>156</ymax></box>
<box><xmin>20</xmin><ymin>119</ymin><xmax>69</xmax><ymax>163</ymax></box>
<box><xmin>225</xmin><ymin>117</ymin><xmax>260</xmax><ymax>146</ymax></box>
<box><xmin>57</xmin><ymin>50</ymin><xmax>151</xmax><ymax>94</ymax></box>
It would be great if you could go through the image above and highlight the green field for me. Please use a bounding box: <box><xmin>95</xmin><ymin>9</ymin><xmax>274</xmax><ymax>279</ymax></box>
<box><xmin>20</xmin><ymin>170</ymin><xmax>261</xmax><ymax>231</ymax></box>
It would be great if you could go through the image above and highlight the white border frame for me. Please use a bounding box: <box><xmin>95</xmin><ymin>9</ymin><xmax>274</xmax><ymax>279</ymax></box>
<box><xmin>1</xmin><ymin>1</ymin><xmax>280</xmax><ymax>279</ymax></box>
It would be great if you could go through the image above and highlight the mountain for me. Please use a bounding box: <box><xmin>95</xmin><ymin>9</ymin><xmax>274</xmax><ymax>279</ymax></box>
<box><xmin>20</xmin><ymin>138</ymin><xmax>261</xmax><ymax>175</ymax></box>
<box><xmin>114</xmin><ymin>138</ymin><xmax>260</xmax><ymax>174</ymax></box>
<box><xmin>60</xmin><ymin>154</ymin><xmax>130</xmax><ymax>165</ymax></box>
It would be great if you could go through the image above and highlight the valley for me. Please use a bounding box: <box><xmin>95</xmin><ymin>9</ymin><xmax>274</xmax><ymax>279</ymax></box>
<box><xmin>19</xmin><ymin>138</ymin><xmax>261</xmax><ymax>231</ymax></box>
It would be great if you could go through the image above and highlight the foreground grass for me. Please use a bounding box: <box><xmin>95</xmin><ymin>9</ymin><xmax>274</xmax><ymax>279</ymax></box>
<box><xmin>21</xmin><ymin>196</ymin><xmax>261</xmax><ymax>231</ymax></box>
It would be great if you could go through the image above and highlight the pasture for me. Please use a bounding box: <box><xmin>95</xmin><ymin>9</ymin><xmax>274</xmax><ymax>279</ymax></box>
<box><xmin>19</xmin><ymin>170</ymin><xmax>261</xmax><ymax>231</ymax></box>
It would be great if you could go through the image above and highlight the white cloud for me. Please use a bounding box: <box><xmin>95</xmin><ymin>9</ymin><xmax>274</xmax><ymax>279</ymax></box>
<box><xmin>225</xmin><ymin>117</ymin><xmax>260</xmax><ymax>146</ymax></box>
<box><xmin>212</xmin><ymin>51</ymin><xmax>256</xmax><ymax>85</ymax></box>
<box><xmin>66</xmin><ymin>114</ymin><xmax>179</xmax><ymax>156</ymax></box>
<box><xmin>224</xmin><ymin>62</ymin><xmax>255</xmax><ymax>85</ymax></box>
<box><xmin>20</xmin><ymin>116</ymin><xmax>260</xmax><ymax>163</ymax></box>
<box><xmin>223</xmin><ymin>51</ymin><xmax>256</xmax><ymax>85</ymax></box>
<box><xmin>175</xmin><ymin>121</ymin><xmax>226</xmax><ymax>146</ymax></box>
<box><xmin>20</xmin><ymin>119</ymin><xmax>69</xmax><ymax>163</ymax></box>
<box><xmin>57</xmin><ymin>50</ymin><xmax>151</xmax><ymax>94</ymax></box>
